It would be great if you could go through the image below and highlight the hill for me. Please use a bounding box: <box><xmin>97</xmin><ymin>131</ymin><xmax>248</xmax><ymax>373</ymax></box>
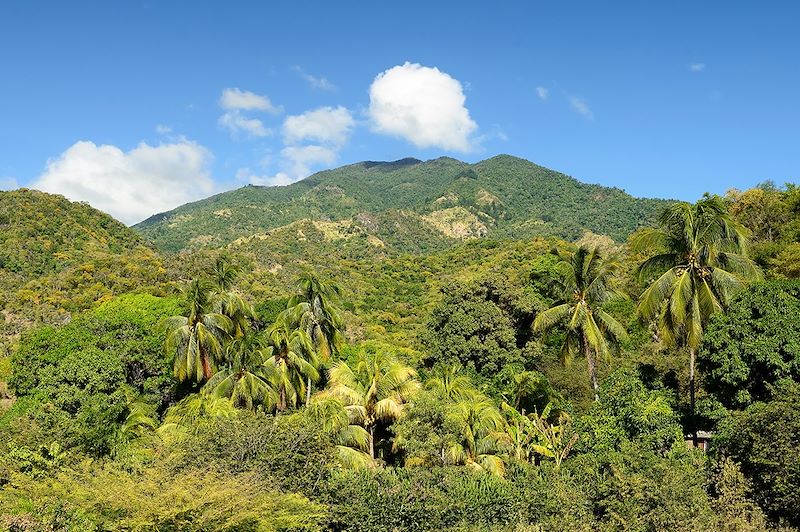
<box><xmin>135</xmin><ymin>155</ymin><xmax>671</xmax><ymax>253</ymax></box>
<box><xmin>0</xmin><ymin>189</ymin><xmax>168</xmax><ymax>341</ymax></box>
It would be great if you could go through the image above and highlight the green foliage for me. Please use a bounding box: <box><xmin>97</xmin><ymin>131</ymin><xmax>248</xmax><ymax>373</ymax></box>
<box><xmin>0</xmin><ymin>461</ymin><xmax>326</xmax><ymax>531</ymax></box>
<box><xmin>136</xmin><ymin>155</ymin><xmax>669</xmax><ymax>253</ymax></box>
<box><xmin>715</xmin><ymin>383</ymin><xmax>800</xmax><ymax>526</ymax></box>
<box><xmin>700</xmin><ymin>280</ymin><xmax>800</xmax><ymax>408</ymax></box>
<box><xmin>423</xmin><ymin>276</ymin><xmax>535</xmax><ymax>377</ymax></box>
<box><xmin>6</xmin><ymin>294</ymin><xmax>179</xmax><ymax>453</ymax></box>
<box><xmin>575</xmin><ymin>368</ymin><xmax>683</xmax><ymax>455</ymax></box>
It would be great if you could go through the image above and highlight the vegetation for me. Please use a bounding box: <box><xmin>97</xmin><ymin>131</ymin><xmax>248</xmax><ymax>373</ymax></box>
<box><xmin>1</xmin><ymin>168</ymin><xmax>799</xmax><ymax>530</ymax></box>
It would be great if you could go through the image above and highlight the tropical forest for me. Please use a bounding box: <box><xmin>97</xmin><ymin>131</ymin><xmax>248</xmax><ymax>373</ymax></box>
<box><xmin>1</xmin><ymin>156</ymin><xmax>799</xmax><ymax>531</ymax></box>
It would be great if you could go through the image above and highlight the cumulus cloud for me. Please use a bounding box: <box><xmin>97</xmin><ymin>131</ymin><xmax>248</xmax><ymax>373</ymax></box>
<box><xmin>235</xmin><ymin>144</ymin><xmax>338</xmax><ymax>188</ymax></box>
<box><xmin>32</xmin><ymin>140</ymin><xmax>215</xmax><ymax>224</ymax></box>
<box><xmin>283</xmin><ymin>106</ymin><xmax>354</xmax><ymax>147</ymax></box>
<box><xmin>219</xmin><ymin>88</ymin><xmax>282</xmax><ymax>113</ymax></box>
<box><xmin>292</xmin><ymin>66</ymin><xmax>336</xmax><ymax>91</ymax></box>
<box><xmin>569</xmin><ymin>96</ymin><xmax>594</xmax><ymax>120</ymax></box>
<box><xmin>218</xmin><ymin>111</ymin><xmax>272</xmax><ymax>138</ymax></box>
<box><xmin>690</xmin><ymin>63</ymin><xmax>706</xmax><ymax>72</ymax></box>
<box><xmin>218</xmin><ymin>88</ymin><xmax>282</xmax><ymax>138</ymax></box>
<box><xmin>536</xmin><ymin>86</ymin><xmax>549</xmax><ymax>100</ymax></box>
<box><xmin>368</xmin><ymin>62</ymin><xmax>478</xmax><ymax>152</ymax></box>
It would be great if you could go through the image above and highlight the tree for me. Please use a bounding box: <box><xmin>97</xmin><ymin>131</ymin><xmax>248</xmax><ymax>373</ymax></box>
<box><xmin>425</xmin><ymin>363</ymin><xmax>477</xmax><ymax>401</ymax></box>
<box><xmin>164</xmin><ymin>279</ymin><xmax>233</xmax><ymax>383</ymax></box>
<box><xmin>288</xmin><ymin>274</ymin><xmax>345</xmax><ymax>403</ymax></box>
<box><xmin>265</xmin><ymin>312</ymin><xmax>318</xmax><ymax>412</ymax></box>
<box><xmin>502</xmin><ymin>402</ymin><xmax>577</xmax><ymax>468</ymax></box>
<box><xmin>633</xmin><ymin>195</ymin><xmax>760</xmax><ymax>439</ymax></box>
<box><xmin>533</xmin><ymin>246</ymin><xmax>628</xmax><ymax>400</ymax></box>
<box><xmin>209</xmin><ymin>255</ymin><xmax>254</xmax><ymax>339</ymax></box>
<box><xmin>204</xmin><ymin>331</ymin><xmax>278</xmax><ymax>411</ymax></box>
<box><xmin>305</xmin><ymin>397</ymin><xmax>372</xmax><ymax>468</ymax></box>
<box><xmin>700</xmin><ymin>280</ymin><xmax>800</xmax><ymax>408</ymax></box>
<box><xmin>445</xmin><ymin>395</ymin><xmax>506</xmax><ymax>476</ymax></box>
<box><xmin>715</xmin><ymin>383</ymin><xmax>800</xmax><ymax>526</ymax></box>
<box><xmin>321</xmin><ymin>350</ymin><xmax>419</xmax><ymax>459</ymax></box>
<box><xmin>422</xmin><ymin>277</ymin><xmax>529</xmax><ymax>377</ymax></box>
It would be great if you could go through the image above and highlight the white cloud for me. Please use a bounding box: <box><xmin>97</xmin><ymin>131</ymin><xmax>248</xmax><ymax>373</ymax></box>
<box><xmin>0</xmin><ymin>176</ymin><xmax>18</xmax><ymax>190</ymax></box>
<box><xmin>690</xmin><ymin>63</ymin><xmax>706</xmax><ymax>72</ymax></box>
<box><xmin>536</xmin><ymin>86</ymin><xmax>549</xmax><ymax>100</ymax></box>
<box><xmin>32</xmin><ymin>140</ymin><xmax>215</xmax><ymax>224</ymax></box>
<box><xmin>281</xmin><ymin>145</ymin><xmax>338</xmax><ymax>177</ymax></box>
<box><xmin>235</xmin><ymin>145</ymin><xmax>340</xmax><ymax>188</ymax></box>
<box><xmin>218</xmin><ymin>110</ymin><xmax>272</xmax><ymax>138</ymax></box>
<box><xmin>219</xmin><ymin>88</ymin><xmax>282</xmax><ymax>113</ymax></box>
<box><xmin>569</xmin><ymin>96</ymin><xmax>594</xmax><ymax>120</ymax></box>
<box><xmin>368</xmin><ymin>62</ymin><xmax>478</xmax><ymax>152</ymax></box>
<box><xmin>292</xmin><ymin>66</ymin><xmax>336</xmax><ymax>91</ymax></box>
<box><xmin>155</xmin><ymin>124</ymin><xmax>172</xmax><ymax>135</ymax></box>
<box><xmin>283</xmin><ymin>106</ymin><xmax>354</xmax><ymax>147</ymax></box>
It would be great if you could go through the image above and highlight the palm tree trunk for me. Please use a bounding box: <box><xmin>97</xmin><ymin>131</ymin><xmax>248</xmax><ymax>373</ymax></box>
<box><xmin>368</xmin><ymin>424</ymin><xmax>375</xmax><ymax>459</ymax></box>
<box><xmin>306</xmin><ymin>376</ymin><xmax>312</xmax><ymax>405</ymax></box>
<box><xmin>200</xmin><ymin>347</ymin><xmax>213</xmax><ymax>381</ymax></box>
<box><xmin>584</xmin><ymin>334</ymin><xmax>599</xmax><ymax>401</ymax></box>
<box><xmin>278</xmin><ymin>385</ymin><xmax>287</xmax><ymax>412</ymax></box>
<box><xmin>689</xmin><ymin>348</ymin><xmax>697</xmax><ymax>447</ymax></box>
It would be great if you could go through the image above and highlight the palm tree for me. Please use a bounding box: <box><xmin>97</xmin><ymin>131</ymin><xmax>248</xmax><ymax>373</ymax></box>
<box><xmin>204</xmin><ymin>331</ymin><xmax>278</xmax><ymax>411</ymax></box>
<box><xmin>265</xmin><ymin>312</ymin><xmax>319</xmax><ymax>411</ymax></box>
<box><xmin>533</xmin><ymin>246</ymin><xmax>628</xmax><ymax>400</ymax></box>
<box><xmin>445</xmin><ymin>396</ymin><xmax>506</xmax><ymax>476</ymax></box>
<box><xmin>306</xmin><ymin>397</ymin><xmax>372</xmax><ymax>468</ymax></box>
<box><xmin>210</xmin><ymin>255</ymin><xmax>254</xmax><ymax>338</ymax></box>
<box><xmin>322</xmin><ymin>350</ymin><xmax>419</xmax><ymax>459</ymax></box>
<box><xmin>288</xmin><ymin>274</ymin><xmax>345</xmax><ymax>403</ymax></box>
<box><xmin>633</xmin><ymin>195</ymin><xmax>760</xmax><ymax>439</ymax></box>
<box><xmin>164</xmin><ymin>279</ymin><xmax>233</xmax><ymax>383</ymax></box>
<box><xmin>425</xmin><ymin>363</ymin><xmax>477</xmax><ymax>401</ymax></box>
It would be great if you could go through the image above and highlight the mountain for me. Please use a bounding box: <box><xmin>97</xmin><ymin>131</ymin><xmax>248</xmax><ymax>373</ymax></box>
<box><xmin>135</xmin><ymin>155</ymin><xmax>671</xmax><ymax>253</ymax></box>
<box><xmin>0</xmin><ymin>189</ymin><xmax>167</xmax><ymax>337</ymax></box>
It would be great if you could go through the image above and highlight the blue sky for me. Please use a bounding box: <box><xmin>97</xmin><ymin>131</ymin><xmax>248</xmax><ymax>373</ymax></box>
<box><xmin>1</xmin><ymin>1</ymin><xmax>798</xmax><ymax>223</ymax></box>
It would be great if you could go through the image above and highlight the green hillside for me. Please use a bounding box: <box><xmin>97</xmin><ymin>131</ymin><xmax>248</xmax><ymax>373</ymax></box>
<box><xmin>0</xmin><ymin>190</ymin><xmax>169</xmax><ymax>339</ymax></box>
<box><xmin>136</xmin><ymin>155</ymin><xmax>670</xmax><ymax>252</ymax></box>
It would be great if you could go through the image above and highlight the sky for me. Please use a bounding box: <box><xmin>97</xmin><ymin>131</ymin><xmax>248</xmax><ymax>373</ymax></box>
<box><xmin>1</xmin><ymin>1</ymin><xmax>799</xmax><ymax>224</ymax></box>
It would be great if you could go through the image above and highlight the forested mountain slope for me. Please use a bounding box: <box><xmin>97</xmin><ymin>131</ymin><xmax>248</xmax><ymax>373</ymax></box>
<box><xmin>136</xmin><ymin>155</ymin><xmax>671</xmax><ymax>252</ymax></box>
<box><xmin>0</xmin><ymin>190</ymin><xmax>168</xmax><ymax>338</ymax></box>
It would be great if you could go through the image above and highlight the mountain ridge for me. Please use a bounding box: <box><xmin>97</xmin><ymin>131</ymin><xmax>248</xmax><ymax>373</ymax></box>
<box><xmin>135</xmin><ymin>154</ymin><xmax>672</xmax><ymax>253</ymax></box>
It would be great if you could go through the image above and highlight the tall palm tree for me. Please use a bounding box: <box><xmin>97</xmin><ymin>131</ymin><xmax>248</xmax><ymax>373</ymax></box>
<box><xmin>288</xmin><ymin>274</ymin><xmax>345</xmax><ymax>403</ymax></box>
<box><xmin>425</xmin><ymin>363</ymin><xmax>477</xmax><ymax>401</ymax></box>
<box><xmin>306</xmin><ymin>397</ymin><xmax>372</xmax><ymax>469</ymax></box>
<box><xmin>210</xmin><ymin>255</ymin><xmax>254</xmax><ymax>338</ymax></box>
<box><xmin>164</xmin><ymin>279</ymin><xmax>233</xmax><ymax>383</ymax></box>
<box><xmin>533</xmin><ymin>246</ymin><xmax>628</xmax><ymax>400</ymax></box>
<box><xmin>205</xmin><ymin>331</ymin><xmax>278</xmax><ymax>411</ymax></box>
<box><xmin>322</xmin><ymin>350</ymin><xmax>419</xmax><ymax>459</ymax></box>
<box><xmin>445</xmin><ymin>396</ymin><xmax>506</xmax><ymax>476</ymax></box>
<box><xmin>633</xmin><ymin>195</ymin><xmax>760</xmax><ymax>438</ymax></box>
<box><xmin>265</xmin><ymin>312</ymin><xmax>319</xmax><ymax>411</ymax></box>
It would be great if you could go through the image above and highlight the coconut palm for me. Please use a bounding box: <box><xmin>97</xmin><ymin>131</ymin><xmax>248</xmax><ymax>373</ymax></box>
<box><xmin>210</xmin><ymin>255</ymin><xmax>254</xmax><ymax>338</ymax></box>
<box><xmin>445</xmin><ymin>395</ymin><xmax>506</xmax><ymax>476</ymax></box>
<box><xmin>322</xmin><ymin>350</ymin><xmax>419</xmax><ymax>459</ymax></box>
<box><xmin>533</xmin><ymin>246</ymin><xmax>628</xmax><ymax>400</ymax></box>
<box><xmin>164</xmin><ymin>279</ymin><xmax>233</xmax><ymax>383</ymax></box>
<box><xmin>265</xmin><ymin>312</ymin><xmax>319</xmax><ymax>411</ymax></box>
<box><xmin>205</xmin><ymin>331</ymin><xmax>278</xmax><ymax>411</ymax></box>
<box><xmin>306</xmin><ymin>397</ymin><xmax>372</xmax><ymax>468</ymax></box>
<box><xmin>633</xmin><ymin>194</ymin><xmax>760</xmax><ymax>439</ymax></box>
<box><xmin>287</xmin><ymin>274</ymin><xmax>345</xmax><ymax>402</ymax></box>
<box><xmin>425</xmin><ymin>363</ymin><xmax>477</xmax><ymax>401</ymax></box>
